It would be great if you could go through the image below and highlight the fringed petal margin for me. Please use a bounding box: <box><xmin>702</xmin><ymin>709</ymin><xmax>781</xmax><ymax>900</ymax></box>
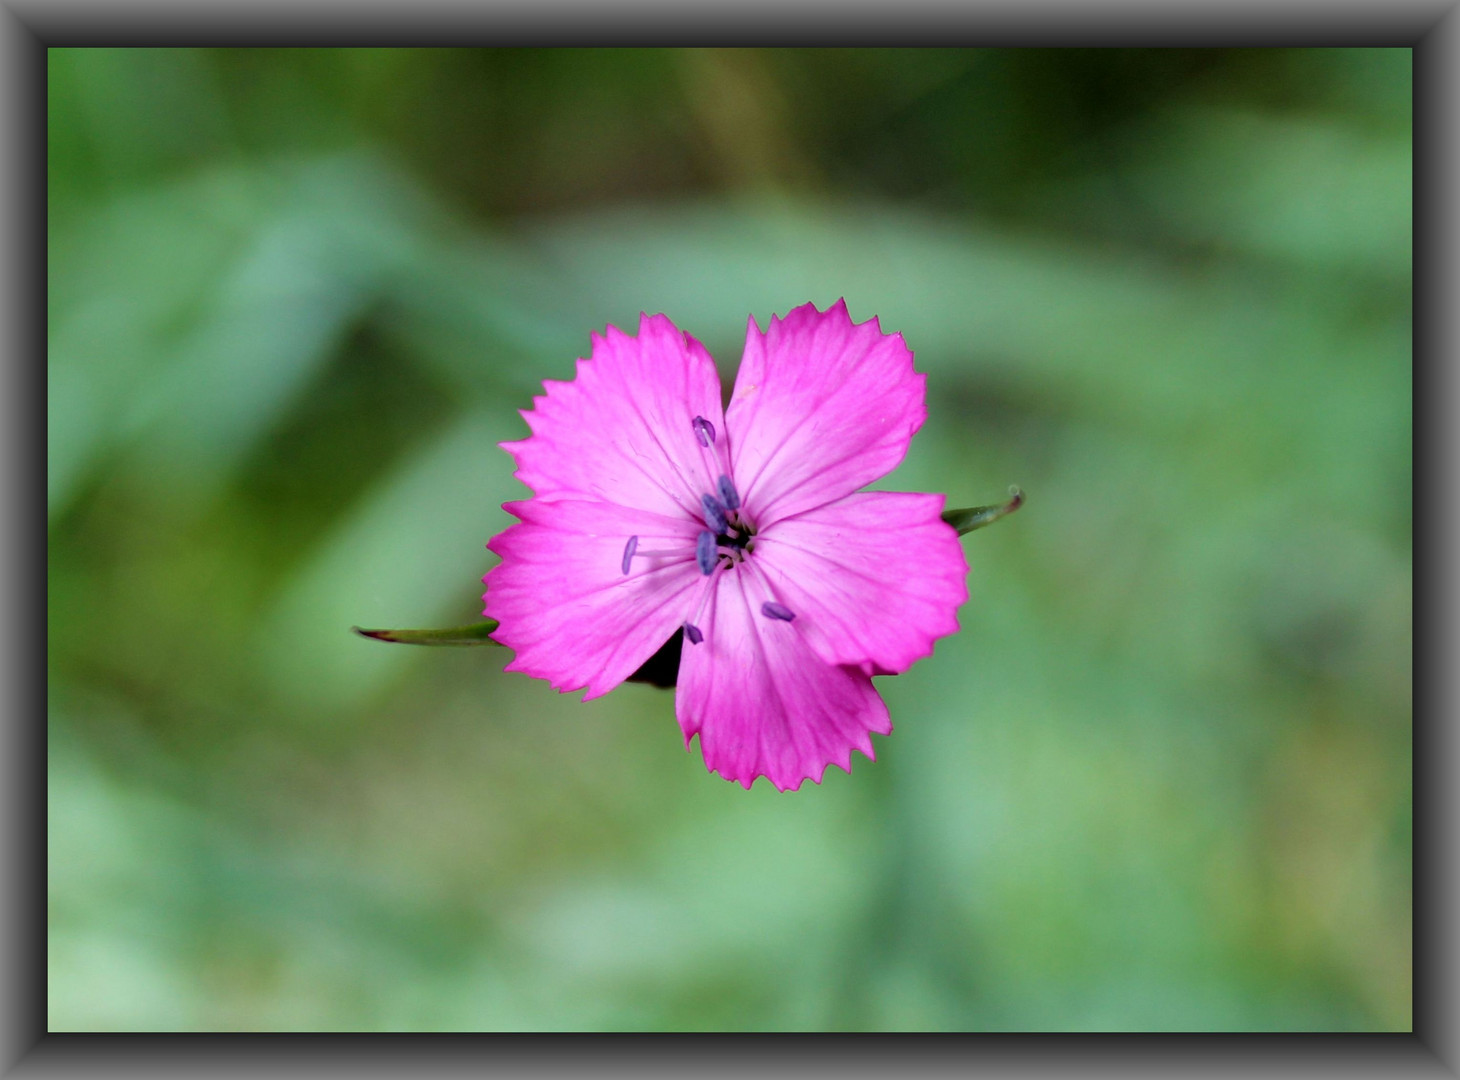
<box><xmin>485</xmin><ymin>498</ymin><xmax>704</xmax><ymax>699</ymax></box>
<box><xmin>674</xmin><ymin>567</ymin><xmax>891</xmax><ymax>791</ymax></box>
<box><xmin>726</xmin><ymin>300</ymin><xmax>926</xmax><ymax>528</ymax></box>
<box><xmin>753</xmin><ymin>491</ymin><xmax>967</xmax><ymax>674</ymax></box>
<box><xmin>503</xmin><ymin>313</ymin><xmax>729</xmax><ymax>522</ymax></box>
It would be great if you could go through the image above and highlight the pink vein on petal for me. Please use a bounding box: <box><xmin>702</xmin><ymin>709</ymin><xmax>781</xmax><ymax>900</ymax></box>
<box><xmin>725</xmin><ymin>299</ymin><xmax>927</xmax><ymax>528</ymax></box>
<box><xmin>674</xmin><ymin>563</ymin><xmax>892</xmax><ymax>792</ymax></box>
<box><xmin>504</xmin><ymin>313</ymin><xmax>728</xmax><ymax>523</ymax></box>
<box><xmin>485</xmin><ymin>497</ymin><xmax>703</xmax><ymax>699</ymax></box>
<box><xmin>751</xmin><ymin>490</ymin><xmax>967</xmax><ymax>674</ymax></box>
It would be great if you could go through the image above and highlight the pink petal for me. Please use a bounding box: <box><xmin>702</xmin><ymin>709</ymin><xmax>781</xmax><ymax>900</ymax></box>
<box><xmin>752</xmin><ymin>491</ymin><xmax>967</xmax><ymax>674</ymax></box>
<box><xmin>675</xmin><ymin>567</ymin><xmax>892</xmax><ymax>792</ymax></box>
<box><xmin>485</xmin><ymin>498</ymin><xmax>704</xmax><ymax>699</ymax></box>
<box><xmin>502</xmin><ymin>313</ymin><xmax>730</xmax><ymax>522</ymax></box>
<box><xmin>726</xmin><ymin>299</ymin><xmax>926</xmax><ymax>528</ymax></box>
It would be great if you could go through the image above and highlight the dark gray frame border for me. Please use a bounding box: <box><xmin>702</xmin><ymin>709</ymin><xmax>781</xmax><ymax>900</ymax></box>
<box><xmin>14</xmin><ymin>7</ymin><xmax>1448</xmax><ymax>1076</ymax></box>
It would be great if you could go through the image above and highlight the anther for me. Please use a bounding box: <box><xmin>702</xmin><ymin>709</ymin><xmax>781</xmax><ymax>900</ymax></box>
<box><xmin>701</xmin><ymin>493</ymin><xmax>728</xmax><ymax>534</ymax></box>
<box><xmin>621</xmin><ymin>536</ymin><xmax>638</xmax><ymax>576</ymax></box>
<box><xmin>717</xmin><ymin>475</ymin><xmax>740</xmax><ymax>512</ymax></box>
<box><xmin>761</xmin><ymin>602</ymin><xmax>795</xmax><ymax>622</ymax></box>
<box><xmin>684</xmin><ymin>623</ymin><xmax>704</xmax><ymax>645</ymax></box>
<box><xmin>695</xmin><ymin>531</ymin><xmax>717</xmax><ymax>575</ymax></box>
<box><xmin>692</xmin><ymin>416</ymin><xmax>717</xmax><ymax>447</ymax></box>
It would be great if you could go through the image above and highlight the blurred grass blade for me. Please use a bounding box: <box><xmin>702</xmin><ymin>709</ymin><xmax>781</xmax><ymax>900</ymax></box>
<box><xmin>943</xmin><ymin>488</ymin><xmax>1024</xmax><ymax>535</ymax></box>
<box><xmin>353</xmin><ymin>621</ymin><xmax>500</xmax><ymax>646</ymax></box>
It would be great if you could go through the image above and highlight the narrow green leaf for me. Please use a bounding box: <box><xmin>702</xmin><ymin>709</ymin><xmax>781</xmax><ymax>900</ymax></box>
<box><xmin>943</xmin><ymin>487</ymin><xmax>1025</xmax><ymax>535</ymax></box>
<box><xmin>352</xmin><ymin>621</ymin><xmax>500</xmax><ymax>646</ymax></box>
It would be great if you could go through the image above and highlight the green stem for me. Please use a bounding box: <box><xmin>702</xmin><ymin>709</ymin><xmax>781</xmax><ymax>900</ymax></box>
<box><xmin>358</xmin><ymin>488</ymin><xmax>1022</xmax><ymax>643</ymax></box>
<box><xmin>942</xmin><ymin>487</ymin><xmax>1024</xmax><ymax>535</ymax></box>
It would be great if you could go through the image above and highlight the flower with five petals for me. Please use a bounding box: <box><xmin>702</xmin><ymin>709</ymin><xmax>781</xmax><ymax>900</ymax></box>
<box><xmin>484</xmin><ymin>300</ymin><xmax>968</xmax><ymax>791</ymax></box>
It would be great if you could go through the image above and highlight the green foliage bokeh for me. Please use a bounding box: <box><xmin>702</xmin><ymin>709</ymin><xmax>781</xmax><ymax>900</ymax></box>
<box><xmin>47</xmin><ymin>47</ymin><xmax>1411</xmax><ymax>1032</ymax></box>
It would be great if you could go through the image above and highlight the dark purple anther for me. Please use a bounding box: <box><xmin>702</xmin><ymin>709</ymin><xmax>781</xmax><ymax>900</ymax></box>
<box><xmin>621</xmin><ymin>535</ymin><xmax>638</xmax><ymax>576</ymax></box>
<box><xmin>684</xmin><ymin>623</ymin><xmax>704</xmax><ymax>645</ymax></box>
<box><xmin>761</xmin><ymin>601</ymin><xmax>795</xmax><ymax>622</ymax></box>
<box><xmin>695</xmin><ymin>530</ymin><xmax>717</xmax><ymax>575</ymax></box>
<box><xmin>701</xmin><ymin>493</ymin><xmax>728</xmax><ymax>534</ymax></box>
<box><xmin>717</xmin><ymin>475</ymin><xmax>740</xmax><ymax>511</ymax></box>
<box><xmin>692</xmin><ymin>415</ymin><xmax>717</xmax><ymax>447</ymax></box>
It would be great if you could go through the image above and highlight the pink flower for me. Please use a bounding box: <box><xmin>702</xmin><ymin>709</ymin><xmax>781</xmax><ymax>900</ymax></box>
<box><xmin>483</xmin><ymin>300</ymin><xmax>968</xmax><ymax>791</ymax></box>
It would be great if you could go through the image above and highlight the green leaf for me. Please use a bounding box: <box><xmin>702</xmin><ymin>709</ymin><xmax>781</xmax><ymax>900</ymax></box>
<box><xmin>352</xmin><ymin>621</ymin><xmax>500</xmax><ymax>646</ymax></box>
<box><xmin>943</xmin><ymin>488</ymin><xmax>1024</xmax><ymax>535</ymax></box>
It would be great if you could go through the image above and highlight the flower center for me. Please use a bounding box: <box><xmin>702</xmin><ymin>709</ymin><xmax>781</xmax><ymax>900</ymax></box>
<box><xmin>614</xmin><ymin>416</ymin><xmax>797</xmax><ymax>646</ymax></box>
<box><xmin>693</xmin><ymin>474</ymin><xmax>758</xmax><ymax>577</ymax></box>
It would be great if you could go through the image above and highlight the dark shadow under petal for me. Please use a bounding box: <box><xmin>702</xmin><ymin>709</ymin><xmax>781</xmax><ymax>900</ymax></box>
<box><xmin>625</xmin><ymin>629</ymin><xmax>684</xmax><ymax>688</ymax></box>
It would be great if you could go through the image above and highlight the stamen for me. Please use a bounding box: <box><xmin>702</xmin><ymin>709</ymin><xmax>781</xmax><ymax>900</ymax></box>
<box><xmin>761</xmin><ymin>601</ymin><xmax>795</xmax><ymax>622</ymax></box>
<box><xmin>695</xmin><ymin>530</ymin><xmax>717</xmax><ymax>575</ymax></box>
<box><xmin>620</xmin><ymin>538</ymin><xmax>693</xmax><ymax>578</ymax></box>
<box><xmin>692</xmin><ymin>415</ymin><xmax>717</xmax><ymax>447</ymax></box>
<box><xmin>684</xmin><ymin>559</ymin><xmax>722</xmax><ymax>643</ymax></box>
<box><xmin>700</xmin><ymin>493</ymin><xmax>728</xmax><ymax>534</ymax></box>
<box><xmin>717</xmin><ymin>475</ymin><xmax>740</xmax><ymax>511</ymax></box>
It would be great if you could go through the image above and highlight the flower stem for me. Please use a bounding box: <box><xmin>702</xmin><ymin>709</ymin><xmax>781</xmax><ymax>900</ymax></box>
<box><xmin>942</xmin><ymin>487</ymin><xmax>1024</xmax><ymax>535</ymax></box>
<box><xmin>352</xmin><ymin>621</ymin><xmax>501</xmax><ymax>646</ymax></box>
<box><xmin>358</xmin><ymin>488</ymin><xmax>1023</xmax><ymax>644</ymax></box>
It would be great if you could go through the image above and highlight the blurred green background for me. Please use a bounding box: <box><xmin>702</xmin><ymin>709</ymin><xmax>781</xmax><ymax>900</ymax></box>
<box><xmin>46</xmin><ymin>48</ymin><xmax>1411</xmax><ymax>1031</ymax></box>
